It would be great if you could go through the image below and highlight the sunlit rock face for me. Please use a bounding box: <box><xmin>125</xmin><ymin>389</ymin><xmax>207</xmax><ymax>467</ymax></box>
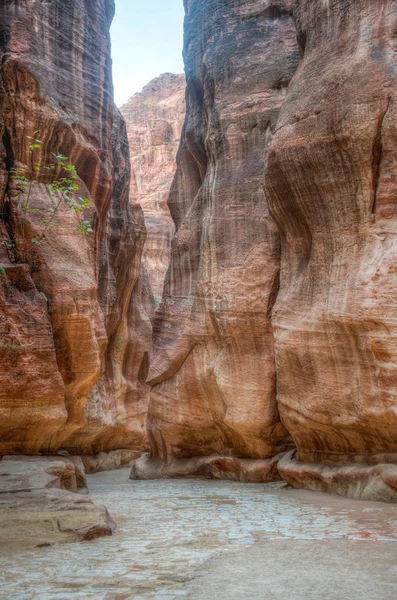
<box><xmin>121</xmin><ymin>74</ymin><xmax>186</xmax><ymax>305</ymax></box>
<box><xmin>143</xmin><ymin>0</ymin><xmax>300</xmax><ymax>468</ymax></box>
<box><xmin>0</xmin><ymin>0</ymin><xmax>150</xmax><ymax>455</ymax></box>
<box><xmin>266</xmin><ymin>0</ymin><xmax>397</xmax><ymax>467</ymax></box>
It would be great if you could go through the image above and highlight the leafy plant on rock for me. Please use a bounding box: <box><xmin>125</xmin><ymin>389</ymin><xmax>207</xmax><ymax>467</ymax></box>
<box><xmin>2</xmin><ymin>132</ymin><xmax>93</xmax><ymax>264</ymax></box>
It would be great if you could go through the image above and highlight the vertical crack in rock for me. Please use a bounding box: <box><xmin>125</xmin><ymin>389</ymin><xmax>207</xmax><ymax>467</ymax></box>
<box><xmin>0</xmin><ymin>128</ymin><xmax>17</xmax><ymax>263</ymax></box>
<box><xmin>371</xmin><ymin>96</ymin><xmax>391</xmax><ymax>215</ymax></box>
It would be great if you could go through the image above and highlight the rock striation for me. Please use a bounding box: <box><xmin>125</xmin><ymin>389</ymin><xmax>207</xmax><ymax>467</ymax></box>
<box><xmin>0</xmin><ymin>456</ymin><xmax>115</xmax><ymax>551</ymax></box>
<box><xmin>265</xmin><ymin>0</ymin><xmax>397</xmax><ymax>498</ymax></box>
<box><xmin>0</xmin><ymin>0</ymin><xmax>150</xmax><ymax>456</ymax></box>
<box><xmin>134</xmin><ymin>0</ymin><xmax>397</xmax><ymax>500</ymax></box>
<box><xmin>2</xmin><ymin>0</ymin><xmax>397</xmax><ymax>505</ymax></box>
<box><xmin>121</xmin><ymin>73</ymin><xmax>185</xmax><ymax>305</ymax></box>
<box><xmin>139</xmin><ymin>0</ymin><xmax>300</xmax><ymax>477</ymax></box>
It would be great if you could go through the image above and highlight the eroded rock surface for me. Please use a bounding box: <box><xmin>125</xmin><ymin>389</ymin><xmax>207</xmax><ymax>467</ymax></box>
<box><xmin>132</xmin><ymin>453</ymin><xmax>281</xmax><ymax>483</ymax></box>
<box><xmin>133</xmin><ymin>0</ymin><xmax>397</xmax><ymax>500</ymax></box>
<box><xmin>265</xmin><ymin>0</ymin><xmax>397</xmax><ymax>488</ymax></box>
<box><xmin>121</xmin><ymin>73</ymin><xmax>185</xmax><ymax>304</ymax></box>
<box><xmin>145</xmin><ymin>0</ymin><xmax>299</xmax><ymax>465</ymax></box>
<box><xmin>0</xmin><ymin>457</ymin><xmax>115</xmax><ymax>551</ymax></box>
<box><xmin>81</xmin><ymin>449</ymin><xmax>141</xmax><ymax>474</ymax></box>
<box><xmin>0</xmin><ymin>0</ymin><xmax>150</xmax><ymax>455</ymax></box>
<box><xmin>279</xmin><ymin>451</ymin><xmax>397</xmax><ymax>503</ymax></box>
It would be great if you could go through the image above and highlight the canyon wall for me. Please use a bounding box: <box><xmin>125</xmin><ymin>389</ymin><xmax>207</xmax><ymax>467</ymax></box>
<box><xmin>121</xmin><ymin>73</ymin><xmax>185</xmax><ymax>304</ymax></box>
<box><xmin>267</xmin><ymin>0</ymin><xmax>397</xmax><ymax>498</ymax></box>
<box><xmin>135</xmin><ymin>0</ymin><xmax>397</xmax><ymax>499</ymax></box>
<box><xmin>2</xmin><ymin>0</ymin><xmax>397</xmax><ymax>502</ymax></box>
<box><xmin>0</xmin><ymin>0</ymin><xmax>150</xmax><ymax>456</ymax></box>
<box><xmin>137</xmin><ymin>0</ymin><xmax>300</xmax><ymax>477</ymax></box>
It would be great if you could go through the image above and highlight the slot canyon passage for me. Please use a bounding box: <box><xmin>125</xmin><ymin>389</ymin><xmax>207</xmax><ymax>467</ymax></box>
<box><xmin>1</xmin><ymin>0</ymin><xmax>397</xmax><ymax>597</ymax></box>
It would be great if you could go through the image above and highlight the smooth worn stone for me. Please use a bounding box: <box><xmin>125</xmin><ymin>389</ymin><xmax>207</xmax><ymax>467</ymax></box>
<box><xmin>81</xmin><ymin>449</ymin><xmax>142</xmax><ymax>474</ymax></box>
<box><xmin>279</xmin><ymin>451</ymin><xmax>397</xmax><ymax>503</ymax></box>
<box><xmin>265</xmin><ymin>0</ymin><xmax>397</xmax><ymax>486</ymax></box>
<box><xmin>146</xmin><ymin>0</ymin><xmax>300</xmax><ymax>463</ymax></box>
<box><xmin>0</xmin><ymin>457</ymin><xmax>115</xmax><ymax>551</ymax></box>
<box><xmin>0</xmin><ymin>489</ymin><xmax>115</xmax><ymax>553</ymax></box>
<box><xmin>0</xmin><ymin>456</ymin><xmax>83</xmax><ymax>494</ymax></box>
<box><xmin>0</xmin><ymin>0</ymin><xmax>151</xmax><ymax>456</ymax></box>
<box><xmin>131</xmin><ymin>453</ymin><xmax>282</xmax><ymax>483</ymax></box>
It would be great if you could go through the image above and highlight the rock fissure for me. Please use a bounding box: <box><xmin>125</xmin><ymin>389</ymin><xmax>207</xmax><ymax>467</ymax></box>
<box><xmin>371</xmin><ymin>95</ymin><xmax>391</xmax><ymax>215</ymax></box>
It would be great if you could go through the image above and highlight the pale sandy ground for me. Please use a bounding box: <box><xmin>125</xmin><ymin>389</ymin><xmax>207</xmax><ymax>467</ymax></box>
<box><xmin>1</xmin><ymin>468</ymin><xmax>397</xmax><ymax>599</ymax></box>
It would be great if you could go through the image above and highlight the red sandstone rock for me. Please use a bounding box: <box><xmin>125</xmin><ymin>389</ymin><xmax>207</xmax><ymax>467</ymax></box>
<box><xmin>279</xmin><ymin>451</ymin><xmax>397</xmax><ymax>503</ymax></box>
<box><xmin>132</xmin><ymin>453</ymin><xmax>282</xmax><ymax>483</ymax></box>
<box><xmin>80</xmin><ymin>449</ymin><xmax>141</xmax><ymax>474</ymax></box>
<box><xmin>3</xmin><ymin>0</ymin><xmax>397</xmax><ymax>506</ymax></box>
<box><xmin>144</xmin><ymin>0</ymin><xmax>299</xmax><ymax>466</ymax></box>
<box><xmin>265</xmin><ymin>0</ymin><xmax>397</xmax><ymax>478</ymax></box>
<box><xmin>0</xmin><ymin>456</ymin><xmax>86</xmax><ymax>494</ymax></box>
<box><xmin>0</xmin><ymin>456</ymin><xmax>115</xmax><ymax>550</ymax></box>
<box><xmin>0</xmin><ymin>1</ymin><xmax>150</xmax><ymax>455</ymax></box>
<box><xmin>121</xmin><ymin>74</ymin><xmax>185</xmax><ymax>304</ymax></box>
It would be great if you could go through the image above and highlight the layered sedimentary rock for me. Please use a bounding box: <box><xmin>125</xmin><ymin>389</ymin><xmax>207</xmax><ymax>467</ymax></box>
<box><xmin>121</xmin><ymin>74</ymin><xmax>185</xmax><ymax>304</ymax></box>
<box><xmin>138</xmin><ymin>0</ymin><xmax>300</xmax><ymax>477</ymax></box>
<box><xmin>264</xmin><ymin>0</ymin><xmax>397</xmax><ymax>497</ymax></box>
<box><xmin>0</xmin><ymin>456</ymin><xmax>115</xmax><ymax>551</ymax></box>
<box><xmin>0</xmin><ymin>0</ymin><xmax>150</xmax><ymax>455</ymax></box>
<box><xmin>133</xmin><ymin>0</ymin><xmax>397</xmax><ymax>500</ymax></box>
<box><xmin>132</xmin><ymin>453</ymin><xmax>281</xmax><ymax>483</ymax></box>
<box><xmin>81</xmin><ymin>449</ymin><xmax>141</xmax><ymax>474</ymax></box>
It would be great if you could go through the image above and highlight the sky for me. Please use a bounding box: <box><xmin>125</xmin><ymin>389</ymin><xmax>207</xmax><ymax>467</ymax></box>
<box><xmin>111</xmin><ymin>0</ymin><xmax>185</xmax><ymax>107</ymax></box>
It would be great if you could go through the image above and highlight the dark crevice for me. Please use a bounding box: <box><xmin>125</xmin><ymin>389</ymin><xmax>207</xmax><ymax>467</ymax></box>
<box><xmin>242</xmin><ymin>6</ymin><xmax>293</xmax><ymax>21</ymax></box>
<box><xmin>186</xmin><ymin>76</ymin><xmax>204</xmax><ymax>107</ymax></box>
<box><xmin>2</xmin><ymin>128</ymin><xmax>14</xmax><ymax>171</ymax></box>
<box><xmin>0</xmin><ymin>22</ymin><xmax>11</xmax><ymax>57</ymax></box>
<box><xmin>371</xmin><ymin>96</ymin><xmax>391</xmax><ymax>215</ymax></box>
<box><xmin>270</xmin><ymin>77</ymin><xmax>291</xmax><ymax>91</ymax></box>
<box><xmin>267</xmin><ymin>269</ymin><xmax>280</xmax><ymax>320</ymax></box>
<box><xmin>1</xmin><ymin>129</ymin><xmax>17</xmax><ymax>263</ymax></box>
<box><xmin>261</xmin><ymin>6</ymin><xmax>293</xmax><ymax>20</ymax></box>
<box><xmin>297</xmin><ymin>31</ymin><xmax>306</xmax><ymax>59</ymax></box>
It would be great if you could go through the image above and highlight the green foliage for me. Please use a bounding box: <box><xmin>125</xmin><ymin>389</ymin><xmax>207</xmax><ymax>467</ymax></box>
<box><xmin>0</xmin><ymin>265</ymin><xmax>6</xmax><ymax>278</ymax></box>
<box><xmin>3</xmin><ymin>133</ymin><xmax>93</xmax><ymax>263</ymax></box>
<box><xmin>77</xmin><ymin>220</ymin><xmax>94</xmax><ymax>235</ymax></box>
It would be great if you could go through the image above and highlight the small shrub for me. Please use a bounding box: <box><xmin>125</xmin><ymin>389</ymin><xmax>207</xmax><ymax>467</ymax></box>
<box><xmin>3</xmin><ymin>132</ymin><xmax>93</xmax><ymax>264</ymax></box>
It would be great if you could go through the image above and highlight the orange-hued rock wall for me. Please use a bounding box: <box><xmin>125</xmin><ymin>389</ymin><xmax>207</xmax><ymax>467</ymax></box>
<box><xmin>144</xmin><ymin>0</ymin><xmax>300</xmax><ymax>464</ymax></box>
<box><xmin>3</xmin><ymin>0</ymin><xmax>397</xmax><ymax>501</ymax></box>
<box><xmin>134</xmin><ymin>0</ymin><xmax>397</xmax><ymax>499</ymax></box>
<box><xmin>121</xmin><ymin>74</ymin><xmax>186</xmax><ymax>305</ymax></box>
<box><xmin>0</xmin><ymin>0</ymin><xmax>150</xmax><ymax>455</ymax></box>
<box><xmin>266</xmin><ymin>0</ymin><xmax>397</xmax><ymax>465</ymax></box>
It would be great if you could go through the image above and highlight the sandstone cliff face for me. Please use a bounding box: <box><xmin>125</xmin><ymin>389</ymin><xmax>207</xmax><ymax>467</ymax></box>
<box><xmin>266</xmin><ymin>0</ymin><xmax>397</xmax><ymax>470</ymax></box>
<box><xmin>0</xmin><ymin>0</ymin><xmax>150</xmax><ymax>455</ymax></box>
<box><xmin>143</xmin><ymin>0</ymin><xmax>300</xmax><ymax>466</ymax></box>
<box><xmin>121</xmin><ymin>74</ymin><xmax>185</xmax><ymax>304</ymax></box>
<box><xmin>135</xmin><ymin>0</ymin><xmax>397</xmax><ymax>499</ymax></box>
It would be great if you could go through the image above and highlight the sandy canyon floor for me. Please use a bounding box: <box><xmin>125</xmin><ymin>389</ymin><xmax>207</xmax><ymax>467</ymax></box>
<box><xmin>1</xmin><ymin>470</ymin><xmax>397</xmax><ymax>599</ymax></box>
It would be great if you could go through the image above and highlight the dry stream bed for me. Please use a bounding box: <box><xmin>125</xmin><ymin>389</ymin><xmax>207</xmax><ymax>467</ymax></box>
<box><xmin>1</xmin><ymin>469</ymin><xmax>397</xmax><ymax>599</ymax></box>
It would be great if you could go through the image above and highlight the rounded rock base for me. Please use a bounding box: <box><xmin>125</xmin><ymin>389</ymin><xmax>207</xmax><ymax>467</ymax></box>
<box><xmin>278</xmin><ymin>451</ymin><xmax>397</xmax><ymax>503</ymax></box>
<box><xmin>130</xmin><ymin>453</ymin><xmax>283</xmax><ymax>483</ymax></box>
